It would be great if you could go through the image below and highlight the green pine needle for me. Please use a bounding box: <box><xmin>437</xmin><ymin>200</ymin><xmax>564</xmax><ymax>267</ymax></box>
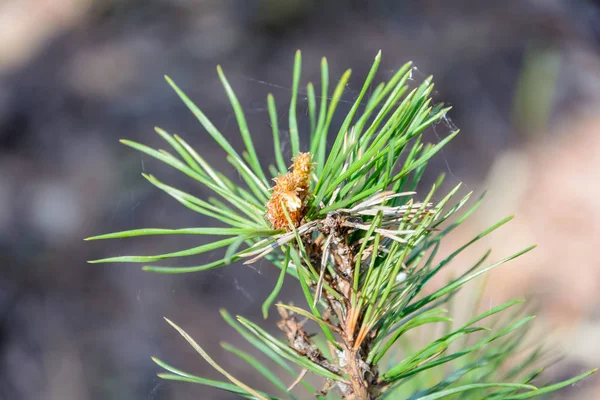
<box><xmin>87</xmin><ymin>51</ymin><xmax>596</xmax><ymax>399</ymax></box>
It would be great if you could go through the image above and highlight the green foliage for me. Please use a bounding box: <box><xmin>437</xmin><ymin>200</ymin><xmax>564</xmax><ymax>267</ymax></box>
<box><xmin>87</xmin><ymin>51</ymin><xmax>595</xmax><ymax>399</ymax></box>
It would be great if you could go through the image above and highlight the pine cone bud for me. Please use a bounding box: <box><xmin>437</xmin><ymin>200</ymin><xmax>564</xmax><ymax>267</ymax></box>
<box><xmin>266</xmin><ymin>152</ymin><xmax>313</xmax><ymax>230</ymax></box>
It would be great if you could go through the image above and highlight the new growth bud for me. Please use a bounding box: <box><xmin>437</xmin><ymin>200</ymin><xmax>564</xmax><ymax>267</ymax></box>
<box><xmin>266</xmin><ymin>152</ymin><xmax>313</xmax><ymax>230</ymax></box>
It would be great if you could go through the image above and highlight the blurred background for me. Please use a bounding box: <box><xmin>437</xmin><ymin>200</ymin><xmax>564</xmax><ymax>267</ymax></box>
<box><xmin>1</xmin><ymin>0</ymin><xmax>599</xmax><ymax>399</ymax></box>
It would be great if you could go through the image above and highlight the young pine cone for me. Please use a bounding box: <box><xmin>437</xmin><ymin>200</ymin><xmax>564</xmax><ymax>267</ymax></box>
<box><xmin>266</xmin><ymin>153</ymin><xmax>313</xmax><ymax>230</ymax></box>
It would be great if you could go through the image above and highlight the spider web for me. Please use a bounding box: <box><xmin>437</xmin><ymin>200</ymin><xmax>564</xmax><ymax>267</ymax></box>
<box><xmin>222</xmin><ymin>64</ymin><xmax>464</xmax><ymax>294</ymax></box>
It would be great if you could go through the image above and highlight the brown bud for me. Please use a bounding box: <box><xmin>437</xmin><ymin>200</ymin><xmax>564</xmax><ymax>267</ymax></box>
<box><xmin>266</xmin><ymin>153</ymin><xmax>313</xmax><ymax>230</ymax></box>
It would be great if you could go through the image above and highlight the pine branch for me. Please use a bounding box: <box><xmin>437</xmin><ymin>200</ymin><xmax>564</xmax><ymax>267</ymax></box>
<box><xmin>87</xmin><ymin>50</ymin><xmax>596</xmax><ymax>400</ymax></box>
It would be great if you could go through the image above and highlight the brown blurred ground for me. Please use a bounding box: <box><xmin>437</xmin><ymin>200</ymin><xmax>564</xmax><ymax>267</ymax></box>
<box><xmin>0</xmin><ymin>1</ymin><xmax>599</xmax><ymax>399</ymax></box>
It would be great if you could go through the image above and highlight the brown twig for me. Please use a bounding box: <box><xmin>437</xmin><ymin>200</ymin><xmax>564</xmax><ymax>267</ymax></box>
<box><xmin>277</xmin><ymin>212</ymin><xmax>383</xmax><ymax>399</ymax></box>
